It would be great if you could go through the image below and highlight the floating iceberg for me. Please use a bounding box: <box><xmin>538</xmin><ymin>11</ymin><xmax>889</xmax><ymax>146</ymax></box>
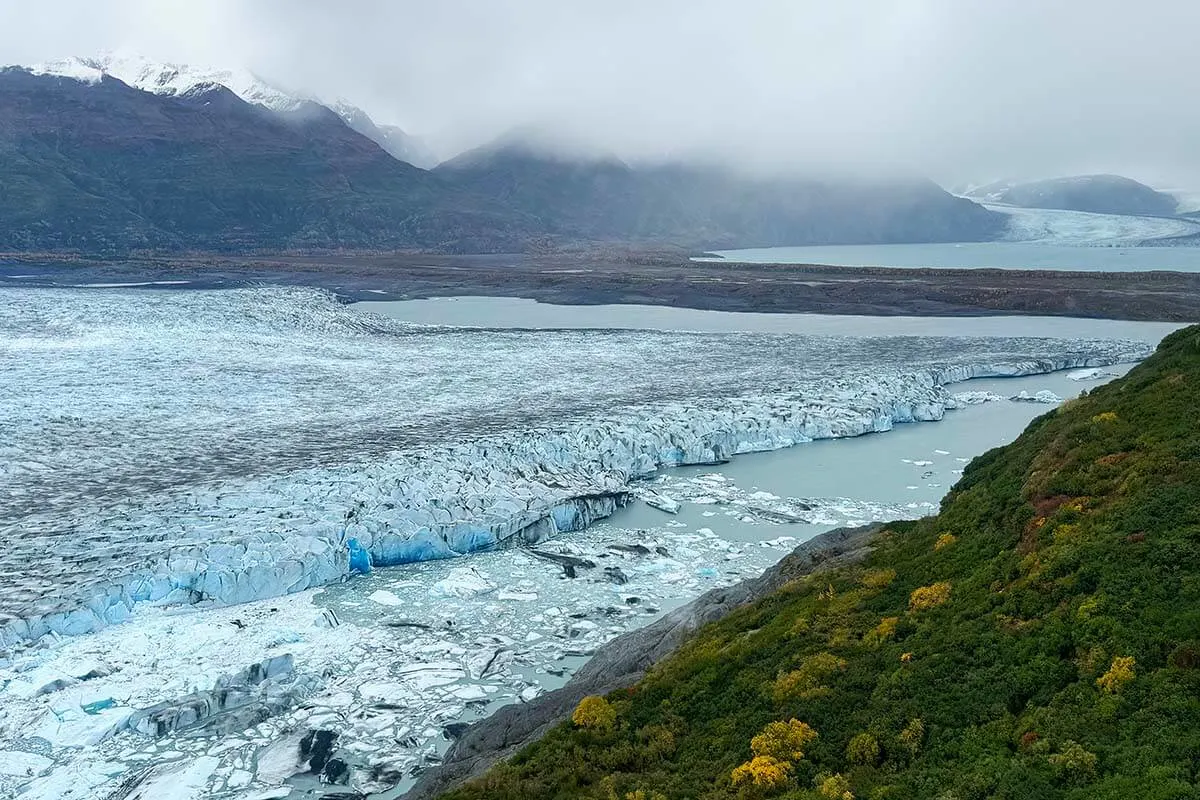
<box><xmin>1011</xmin><ymin>389</ymin><xmax>1065</xmax><ymax>403</ymax></box>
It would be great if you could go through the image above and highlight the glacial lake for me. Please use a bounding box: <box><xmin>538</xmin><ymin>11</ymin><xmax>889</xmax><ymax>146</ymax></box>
<box><xmin>696</xmin><ymin>241</ymin><xmax>1200</xmax><ymax>271</ymax></box>
<box><xmin>359</xmin><ymin>295</ymin><xmax>1182</xmax><ymax>343</ymax></box>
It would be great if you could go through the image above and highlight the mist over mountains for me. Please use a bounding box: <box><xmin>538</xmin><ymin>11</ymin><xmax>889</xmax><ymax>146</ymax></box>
<box><xmin>0</xmin><ymin>58</ymin><xmax>1004</xmax><ymax>253</ymax></box>
<box><xmin>964</xmin><ymin>175</ymin><xmax>1181</xmax><ymax>218</ymax></box>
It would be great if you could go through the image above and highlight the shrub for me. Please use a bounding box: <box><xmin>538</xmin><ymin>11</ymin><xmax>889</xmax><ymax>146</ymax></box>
<box><xmin>751</xmin><ymin>719</ymin><xmax>819</xmax><ymax>762</ymax></box>
<box><xmin>1092</xmin><ymin>411</ymin><xmax>1119</xmax><ymax>424</ymax></box>
<box><xmin>909</xmin><ymin>581</ymin><xmax>952</xmax><ymax>612</ymax></box>
<box><xmin>1095</xmin><ymin>656</ymin><xmax>1136</xmax><ymax>694</ymax></box>
<box><xmin>898</xmin><ymin>718</ymin><xmax>924</xmax><ymax>755</ymax></box>
<box><xmin>573</xmin><ymin>695</ymin><xmax>617</xmax><ymax>730</ymax></box>
<box><xmin>818</xmin><ymin>772</ymin><xmax>854</xmax><ymax>799</ymax></box>
<box><xmin>1169</xmin><ymin>642</ymin><xmax>1200</xmax><ymax>669</ymax></box>
<box><xmin>1048</xmin><ymin>740</ymin><xmax>1098</xmax><ymax>784</ymax></box>
<box><xmin>731</xmin><ymin>755</ymin><xmax>792</xmax><ymax>790</ymax></box>
<box><xmin>846</xmin><ymin>732</ymin><xmax>881</xmax><ymax>766</ymax></box>
<box><xmin>934</xmin><ymin>533</ymin><xmax>957</xmax><ymax>551</ymax></box>
<box><xmin>865</xmin><ymin>616</ymin><xmax>899</xmax><ymax>645</ymax></box>
<box><xmin>860</xmin><ymin>568</ymin><xmax>897</xmax><ymax>589</ymax></box>
<box><xmin>773</xmin><ymin>652</ymin><xmax>847</xmax><ymax>703</ymax></box>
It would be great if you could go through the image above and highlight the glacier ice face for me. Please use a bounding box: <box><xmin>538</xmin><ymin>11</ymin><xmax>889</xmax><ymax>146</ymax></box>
<box><xmin>0</xmin><ymin>287</ymin><xmax>1153</xmax><ymax>648</ymax></box>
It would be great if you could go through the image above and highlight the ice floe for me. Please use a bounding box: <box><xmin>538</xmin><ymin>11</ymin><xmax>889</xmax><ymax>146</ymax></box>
<box><xmin>1068</xmin><ymin>367</ymin><xmax>1118</xmax><ymax>381</ymax></box>
<box><xmin>0</xmin><ymin>520</ymin><xmax>790</xmax><ymax>798</ymax></box>
<box><xmin>1011</xmin><ymin>389</ymin><xmax>1064</xmax><ymax>403</ymax></box>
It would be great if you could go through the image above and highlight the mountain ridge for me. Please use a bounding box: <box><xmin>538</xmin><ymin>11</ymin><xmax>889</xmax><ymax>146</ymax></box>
<box><xmin>0</xmin><ymin>61</ymin><xmax>1004</xmax><ymax>254</ymax></box>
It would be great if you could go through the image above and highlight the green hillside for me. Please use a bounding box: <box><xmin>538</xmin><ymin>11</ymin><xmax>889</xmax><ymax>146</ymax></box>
<box><xmin>439</xmin><ymin>327</ymin><xmax>1200</xmax><ymax>800</ymax></box>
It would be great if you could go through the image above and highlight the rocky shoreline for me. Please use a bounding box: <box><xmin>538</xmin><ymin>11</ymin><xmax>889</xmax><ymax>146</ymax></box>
<box><xmin>402</xmin><ymin>522</ymin><xmax>884</xmax><ymax>799</ymax></box>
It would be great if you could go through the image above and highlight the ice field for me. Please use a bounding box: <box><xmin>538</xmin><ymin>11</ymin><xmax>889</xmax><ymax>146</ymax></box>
<box><xmin>0</xmin><ymin>285</ymin><xmax>1155</xmax><ymax>797</ymax></box>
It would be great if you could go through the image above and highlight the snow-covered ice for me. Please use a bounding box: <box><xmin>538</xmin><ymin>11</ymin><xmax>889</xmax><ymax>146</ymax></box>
<box><xmin>0</xmin><ymin>520</ymin><xmax>791</xmax><ymax>799</ymax></box>
<box><xmin>1068</xmin><ymin>367</ymin><xmax>1118</xmax><ymax>381</ymax></box>
<box><xmin>0</xmin><ymin>286</ymin><xmax>1149</xmax><ymax>648</ymax></box>
<box><xmin>1011</xmin><ymin>389</ymin><xmax>1064</xmax><ymax>403</ymax></box>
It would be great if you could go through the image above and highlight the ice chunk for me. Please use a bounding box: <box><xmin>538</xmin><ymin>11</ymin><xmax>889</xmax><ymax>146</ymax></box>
<box><xmin>1068</xmin><ymin>367</ymin><xmax>1116</xmax><ymax>381</ymax></box>
<box><xmin>394</xmin><ymin>662</ymin><xmax>467</xmax><ymax>690</ymax></box>
<box><xmin>125</xmin><ymin>756</ymin><xmax>220</xmax><ymax>800</ymax></box>
<box><xmin>642</xmin><ymin>492</ymin><xmax>681</xmax><ymax>514</ymax></box>
<box><xmin>430</xmin><ymin>567</ymin><xmax>495</xmax><ymax>599</ymax></box>
<box><xmin>0</xmin><ymin>750</ymin><xmax>53</xmax><ymax>777</ymax></box>
<box><xmin>1011</xmin><ymin>389</ymin><xmax>1063</xmax><ymax>403</ymax></box>
<box><xmin>368</xmin><ymin>590</ymin><xmax>403</xmax><ymax>607</ymax></box>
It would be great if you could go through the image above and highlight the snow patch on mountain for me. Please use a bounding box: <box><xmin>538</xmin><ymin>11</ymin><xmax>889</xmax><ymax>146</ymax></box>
<box><xmin>88</xmin><ymin>51</ymin><xmax>307</xmax><ymax>113</ymax></box>
<box><xmin>25</xmin><ymin>56</ymin><xmax>105</xmax><ymax>84</ymax></box>
<box><xmin>11</xmin><ymin>52</ymin><xmax>433</xmax><ymax>166</ymax></box>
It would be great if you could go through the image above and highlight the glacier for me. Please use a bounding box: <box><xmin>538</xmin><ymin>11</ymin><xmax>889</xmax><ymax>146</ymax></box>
<box><xmin>0</xmin><ymin>286</ymin><xmax>1152</xmax><ymax>651</ymax></box>
<box><xmin>987</xmin><ymin>202</ymin><xmax>1200</xmax><ymax>245</ymax></box>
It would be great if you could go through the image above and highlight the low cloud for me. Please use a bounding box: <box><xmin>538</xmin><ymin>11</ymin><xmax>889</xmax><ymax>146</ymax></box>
<box><xmin>2</xmin><ymin>0</ymin><xmax>1196</xmax><ymax>186</ymax></box>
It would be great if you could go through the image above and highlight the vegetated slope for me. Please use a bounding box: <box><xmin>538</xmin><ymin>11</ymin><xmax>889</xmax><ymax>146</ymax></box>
<box><xmin>439</xmin><ymin>327</ymin><xmax>1200</xmax><ymax>800</ymax></box>
<box><xmin>972</xmin><ymin>175</ymin><xmax>1180</xmax><ymax>218</ymax></box>
<box><xmin>436</xmin><ymin>143</ymin><xmax>1004</xmax><ymax>247</ymax></box>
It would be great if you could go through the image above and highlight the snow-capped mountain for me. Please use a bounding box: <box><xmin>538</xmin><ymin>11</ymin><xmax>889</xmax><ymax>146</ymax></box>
<box><xmin>21</xmin><ymin>52</ymin><xmax>434</xmax><ymax>166</ymax></box>
<box><xmin>28</xmin><ymin>53</ymin><xmax>305</xmax><ymax>112</ymax></box>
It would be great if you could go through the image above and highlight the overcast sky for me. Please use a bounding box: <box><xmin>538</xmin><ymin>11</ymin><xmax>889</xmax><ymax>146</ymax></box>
<box><xmin>2</xmin><ymin>0</ymin><xmax>1196</xmax><ymax>186</ymax></box>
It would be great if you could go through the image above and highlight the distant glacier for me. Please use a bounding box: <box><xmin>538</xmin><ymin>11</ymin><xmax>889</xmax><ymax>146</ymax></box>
<box><xmin>0</xmin><ymin>287</ymin><xmax>1152</xmax><ymax>647</ymax></box>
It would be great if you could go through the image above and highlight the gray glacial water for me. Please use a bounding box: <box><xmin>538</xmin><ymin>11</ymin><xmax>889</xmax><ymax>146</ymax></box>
<box><xmin>359</xmin><ymin>295</ymin><xmax>1182</xmax><ymax>341</ymax></box>
<box><xmin>696</xmin><ymin>241</ymin><xmax>1200</xmax><ymax>271</ymax></box>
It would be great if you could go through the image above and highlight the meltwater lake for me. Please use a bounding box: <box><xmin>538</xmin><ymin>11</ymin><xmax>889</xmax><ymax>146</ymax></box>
<box><xmin>698</xmin><ymin>241</ymin><xmax>1200</xmax><ymax>271</ymax></box>
<box><xmin>694</xmin><ymin>204</ymin><xmax>1200</xmax><ymax>271</ymax></box>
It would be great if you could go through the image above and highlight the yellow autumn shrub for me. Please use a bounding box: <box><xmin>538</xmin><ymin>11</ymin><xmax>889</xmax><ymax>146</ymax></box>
<box><xmin>1096</xmin><ymin>655</ymin><xmax>1136</xmax><ymax>693</ymax></box>
<box><xmin>909</xmin><ymin>581</ymin><xmax>952</xmax><ymax>611</ymax></box>
<box><xmin>846</xmin><ymin>732</ymin><xmax>880</xmax><ymax>766</ymax></box>
<box><xmin>572</xmin><ymin>695</ymin><xmax>616</xmax><ymax>730</ymax></box>
<box><xmin>934</xmin><ymin>533</ymin><xmax>957</xmax><ymax>551</ymax></box>
<box><xmin>730</xmin><ymin>755</ymin><xmax>792</xmax><ymax>790</ymax></box>
<box><xmin>751</xmin><ymin>719</ymin><xmax>818</xmax><ymax>761</ymax></box>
